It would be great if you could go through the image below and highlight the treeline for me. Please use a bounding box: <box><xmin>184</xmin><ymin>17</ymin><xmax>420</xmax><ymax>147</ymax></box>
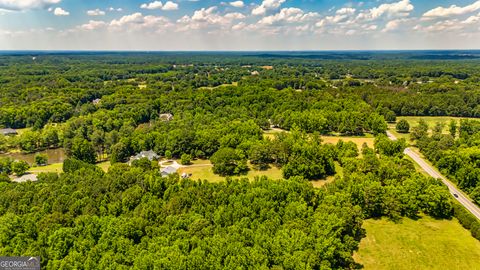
<box><xmin>1</xmin><ymin>83</ymin><xmax>385</xmax><ymax>162</ymax></box>
<box><xmin>2</xmin><ymin>54</ymin><xmax>480</xmax><ymax>130</ymax></box>
<box><xmin>411</xmin><ymin>119</ymin><xmax>480</xmax><ymax>205</ymax></box>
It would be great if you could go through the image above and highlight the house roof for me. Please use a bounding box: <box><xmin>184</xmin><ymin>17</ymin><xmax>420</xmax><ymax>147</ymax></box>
<box><xmin>159</xmin><ymin>113</ymin><xmax>173</xmax><ymax>121</ymax></box>
<box><xmin>0</xmin><ymin>128</ymin><xmax>17</xmax><ymax>135</ymax></box>
<box><xmin>161</xmin><ymin>166</ymin><xmax>177</xmax><ymax>175</ymax></box>
<box><xmin>131</xmin><ymin>150</ymin><xmax>159</xmax><ymax>161</ymax></box>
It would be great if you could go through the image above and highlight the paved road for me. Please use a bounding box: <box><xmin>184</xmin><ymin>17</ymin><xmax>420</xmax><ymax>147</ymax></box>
<box><xmin>387</xmin><ymin>131</ymin><xmax>480</xmax><ymax>221</ymax></box>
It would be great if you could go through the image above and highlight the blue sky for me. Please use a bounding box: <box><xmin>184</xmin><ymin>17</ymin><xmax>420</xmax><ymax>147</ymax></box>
<box><xmin>0</xmin><ymin>0</ymin><xmax>479</xmax><ymax>50</ymax></box>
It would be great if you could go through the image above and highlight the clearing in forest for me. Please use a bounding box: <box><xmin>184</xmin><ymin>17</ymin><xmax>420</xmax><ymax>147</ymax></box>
<box><xmin>354</xmin><ymin>216</ymin><xmax>480</xmax><ymax>270</ymax></box>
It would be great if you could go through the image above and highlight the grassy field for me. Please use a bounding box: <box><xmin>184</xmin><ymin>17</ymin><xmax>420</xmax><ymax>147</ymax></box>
<box><xmin>320</xmin><ymin>135</ymin><xmax>374</xmax><ymax>148</ymax></box>
<box><xmin>177</xmin><ymin>161</ymin><xmax>284</xmax><ymax>183</ymax></box>
<box><xmin>97</xmin><ymin>161</ymin><xmax>111</xmax><ymax>172</ymax></box>
<box><xmin>388</xmin><ymin>116</ymin><xmax>479</xmax><ymax>142</ymax></box>
<box><xmin>178</xmin><ymin>159</ymin><xmax>342</xmax><ymax>187</ymax></box>
<box><xmin>28</xmin><ymin>162</ymin><xmax>63</xmax><ymax>174</ymax></box>
<box><xmin>263</xmin><ymin>129</ymin><xmax>375</xmax><ymax>148</ymax></box>
<box><xmin>198</xmin><ymin>82</ymin><xmax>238</xmax><ymax>90</ymax></box>
<box><xmin>354</xmin><ymin>216</ymin><xmax>480</xmax><ymax>270</ymax></box>
<box><xmin>28</xmin><ymin>161</ymin><xmax>111</xmax><ymax>174</ymax></box>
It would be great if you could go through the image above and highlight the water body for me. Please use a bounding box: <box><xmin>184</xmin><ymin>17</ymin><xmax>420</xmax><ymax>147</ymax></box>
<box><xmin>0</xmin><ymin>148</ymin><xmax>66</xmax><ymax>165</ymax></box>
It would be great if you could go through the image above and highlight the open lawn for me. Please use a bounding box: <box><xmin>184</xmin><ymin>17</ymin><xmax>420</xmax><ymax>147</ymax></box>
<box><xmin>198</xmin><ymin>82</ymin><xmax>238</xmax><ymax>90</ymax></box>
<box><xmin>178</xmin><ymin>160</ymin><xmax>342</xmax><ymax>187</ymax></box>
<box><xmin>320</xmin><ymin>136</ymin><xmax>374</xmax><ymax>148</ymax></box>
<box><xmin>28</xmin><ymin>161</ymin><xmax>111</xmax><ymax>174</ymax></box>
<box><xmin>97</xmin><ymin>161</ymin><xmax>111</xmax><ymax>172</ymax></box>
<box><xmin>14</xmin><ymin>127</ymin><xmax>32</xmax><ymax>135</ymax></box>
<box><xmin>388</xmin><ymin>116</ymin><xmax>479</xmax><ymax>142</ymax></box>
<box><xmin>263</xmin><ymin>129</ymin><xmax>375</xmax><ymax>148</ymax></box>
<box><xmin>396</xmin><ymin>116</ymin><xmax>474</xmax><ymax>129</ymax></box>
<box><xmin>178</xmin><ymin>161</ymin><xmax>284</xmax><ymax>183</ymax></box>
<box><xmin>354</xmin><ymin>216</ymin><xmax>480</xmax><ymax>270</ymax></box>
<box><xmin>28</xmin><ymin>163</ymin><xmax>63</xmax><ymax>174</ymax></box>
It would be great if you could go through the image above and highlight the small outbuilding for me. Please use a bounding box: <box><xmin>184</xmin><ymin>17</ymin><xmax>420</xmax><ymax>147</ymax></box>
<box><xmin>161</xmin><ymin>166</ymin><xmax>177</xmax><ymax>177</ymax></box>
<box><xmin>129</xmin><ymin>150</ymin><xmax>159</xmax><ymax>164</ymax></box>
<box><xmin>0</xmin><ymin>128</ymin><xmax>18</xmax><ymax>136</ymax></box>
<box><xmin>159</xmin><ymin>113</ymin><xmax>174</xmax><ymax>122</ymax></box>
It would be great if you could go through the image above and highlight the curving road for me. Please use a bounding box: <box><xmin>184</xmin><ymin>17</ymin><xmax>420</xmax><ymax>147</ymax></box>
<box><xmin>387</xmin><ymin>131</ymin><xmax>480</xmax><ymax>221</ymax></box>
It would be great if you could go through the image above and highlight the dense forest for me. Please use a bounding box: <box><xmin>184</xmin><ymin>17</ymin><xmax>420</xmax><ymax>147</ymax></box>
<box><xmin>0</xmin><ymin>52</ymin><xmax>479</xmax><ymax>268</ymax></box>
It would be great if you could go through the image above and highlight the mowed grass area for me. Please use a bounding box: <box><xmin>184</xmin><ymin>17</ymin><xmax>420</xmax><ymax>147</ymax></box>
<box><xmin>178</xmin><ymin>159</ymin><xmax>342</xmax><ymax>187</ymax></box>
<box><xmin>28</xmin><ymin>161</ymin><xmax>111</xmax><ymax>174</ymax></box>
<box><xmin>177</xmin><ymin>161</ymin><xmax>284</xmax><ymax>183</ymax></box>
<box><xmin>28</xmin><ymin>162</ymin><xmax>63</xmax><ymax>174</ymax></box>
<box><xmin>263</xmin><ymin>129</ymin><xmax>375</xmax><ymax>148</ymax></box>
<box><xmin>354</xmin><ymin>216</ymin><xmax>480</xmax><ymax>270</ymax></box>
<box><xmin>388</xmin><ymin>116</ymin><xmax>479</xmax><ymax>142</ymax></box>
<box><xmin>320</xmin><ymin>135</ymin><xmax>374</xmax><ymax>148</ymax></box>
<box><xmin>198</xmin><ymin>82</ymin><xmax>238</xmax><ymax>90</ymax></box>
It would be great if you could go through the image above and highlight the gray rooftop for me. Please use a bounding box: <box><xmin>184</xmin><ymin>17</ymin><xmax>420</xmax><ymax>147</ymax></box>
<box><xmin>0</xmin><ymin>128</ymin><xmax>17</xmax><ymax>136</ymax></box>
<box><xmin>161</xmin><ymin>166</ymin><xmax>177</xmax><ymax>176</ymax></box>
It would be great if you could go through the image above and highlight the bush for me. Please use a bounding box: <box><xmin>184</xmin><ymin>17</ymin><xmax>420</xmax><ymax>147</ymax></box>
<box><xmin>396</xmin><ymin>119</ymin><xmax>410</xmax><ymax>133</ymax></box>
<box><xmin>165</xmin><ymin>150</ymin><xmax>172</xmax><ymax>160</ymax></box>
<box><xmin>11</xmin><ymin>160</ymin><xmax>30</xmax><ymax>176</ymax></box>
<box><xmin>211</xmin><ymin>148</ymin><xmax>248</xmax><ymax>176</ymax></box>
<box><xmin>453</xmin><ymin>203</ymin><xmax>480</xmax><ymax>240</ymax></box>
<box><xmin>63</xmin><ymin>158</ymin><xmax>100</xmax><ymax>174</ymax></box>
<box><xmin>0</xmin><ymin>173</ymin><xmax>10</xmax><ymax>183</ymax></box>
<box><xmin>35</xmin><ymin>154</ymin><xmax>48</xmax><ymax>166</ymax></box>
<box><xmin>180</xmin><ymin>154</ymin><xmax>192</xmax><ymax>165</ymax></box>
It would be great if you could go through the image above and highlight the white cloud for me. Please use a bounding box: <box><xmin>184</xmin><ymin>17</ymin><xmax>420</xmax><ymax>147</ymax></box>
<box><xmin>53</xmin><ymin>7</ymin><xmax>69</xmax><ymax>16</ymax></box>
<box><xmin>224</xmin><ymin>12</ymin><xmax>246</xmax><ymax>20</ymax></box>
<box><xmin>108</xmin><ymin>7</ymin><xmax>123</xmax><ymax>12</ymax></box>
<box><xmin>109</xmin><ymin>12</ymin><xmax>173</xmax><ymax>32</ymax></box>
<box><xmin>415</xmin><ymin>12</ymin><xmax>480</xmax><ymax>32</ymax></box>
<box><xmin>336</xmin><ymin>7</ymin><xmax>356</xmax><ymax>15</ymax></box>
<box><xmin>357</xmin><ymin>0</ymin><xmax>413</xmax><ymax>21</ymax></box>
<box><xmin>80</xmin><ymin>20</ymin><xmax>107</xmax><ymax>30</ymax></box>
<box><xmin>140</xmin><ymin>1</ymin><xmax>178</xmax><ymax>11</ymax></box>
<box><xmin>232</xmin><ymin>22</ymin><xmax>246</xmax><ymax>30</ymax></box>
<box><xmin>252</xmin><ymin>0</ymin><xmax>285</xmax><ymax>16</ymax></box>
<box><xmin>258</xmin><ymin>8</ymin><xmax>318</xmax><ymax>25</ymax></box>
<box><xmin>230</xmin><ymin>1</ymin><xmax>244</xmax><ymax>8</ymax></box>
<box><xmin>177</xmin><ymin>6</ymin><xmax>246</xmax><ymax>31</ymax></box>
<box><xmin>162</xmin><ymin>1</ymin><xmax>178</xmax><ymax>11</ymax></box>
<box><xmin>382</xmin><ymin>18</ymin><xmax>410</xmax><ymax>32</ymax></box>
<box><xmin>423</xmin><ymin>1</ymin><xmax>480</xmax><ymax>19</ymax></box>
<box><xmin>141</xmin><ymin>1</ymin><xmax>163</xmax><ymax>10</ymax></box>
<box><xmin>316</xmin><ymin>7</ymin><xmax>357</xmax><ymax>27</ymax></box>
<box><xmin>110</xmin><ymin>13</ymin><xmax>144</xmax><ymax>27</ymax></box>
<box><xmin>0</xmin><ymin>0</ymin><xmax>60</xmax><ymax>11</ymax></box>
<box><xmin>87</xmin><ymin>9</ymin><xmax>105</xmax><ymax>16</ymax></box>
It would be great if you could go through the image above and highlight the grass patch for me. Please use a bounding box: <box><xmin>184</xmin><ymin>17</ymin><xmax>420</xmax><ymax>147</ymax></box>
<box><xmin>354</xmin><ymin>216</ymin><xmax>480</xmax><ymax>270</ymax></box>
<box><xmin>97</xmin><ymin>161</ymin><xmax>111</xmax><ymax>172</ymax></box>
<box><xmin>178</xmin><ymin>162</ymin><xmax>284</xmax><ymax>183</ymax></box>
<box><xmin>15</xmin><ymin>128</ymin><xmax>32</xmax><ymax>135</ymax></box>
<box><xmin>179</xmin><ymin>160</ymin><xmax>342</xmax><ymax>188</ymax></box>
<box><xmin>28</xmin><ymin>163</ymin><xmax>63</xmax><ymax>174</ymax></box>
<box><xmin>389</xmin><ymin>116</ymin><xmax>479</xmax><ymax>142</ymax></box>
<box><xmin>263</xmin><ymin>129</ymin><xmax>375</xmax><ymax>149</ymax></box>
<box><xmin>311</xmin><ymin>162</ymin><xmax>343</xmax><ymax>188</ymax></box>
<box><xmin>28</xmin><ymin>161</ymin><xmax>111</xmax><ymax>174</ymax></box>
<box><xmin>320</xmin><ymin>136</ymin><xmax>374</xmax><ymax>148</ymax></box>
<box><xmin>198</xmin><ymin>82</ymin><xmax>238</xmax><ymax>90</ymax></box>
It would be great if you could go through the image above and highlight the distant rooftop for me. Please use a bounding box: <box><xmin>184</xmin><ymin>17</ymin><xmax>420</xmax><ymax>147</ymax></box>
<box><xmin>0</xmin><ymin>128</ymin><xmax>17</xmax><ymax>136</ymax></box>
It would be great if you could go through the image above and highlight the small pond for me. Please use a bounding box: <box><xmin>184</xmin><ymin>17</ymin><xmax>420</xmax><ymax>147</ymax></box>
<box><xmin>0</xmin><ymin>148</ymin><xmax>66</xmax><ymax>165</ymax></box>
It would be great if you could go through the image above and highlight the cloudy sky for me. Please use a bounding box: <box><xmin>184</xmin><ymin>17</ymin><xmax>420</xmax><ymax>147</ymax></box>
<box><xmin>0</xmin><ymin>0</ymin><xmax>479</xmax><ymax>50</ymax></box>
